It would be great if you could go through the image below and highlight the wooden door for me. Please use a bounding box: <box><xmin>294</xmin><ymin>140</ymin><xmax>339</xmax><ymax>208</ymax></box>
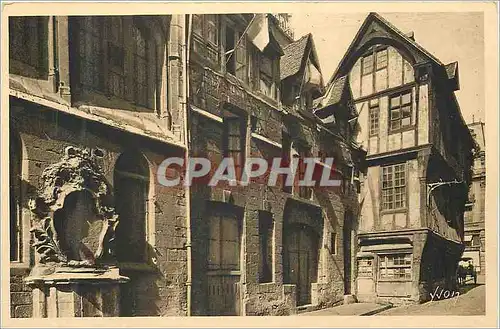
<box><xmin>207</xmin><ymin>213</ymin><xmax>241</xmax><ymax>315</ymax></box>
<box><xmin>284</xmin><ymin>225</ymin><xmax>319</xmax><ymax>306</ymax></box>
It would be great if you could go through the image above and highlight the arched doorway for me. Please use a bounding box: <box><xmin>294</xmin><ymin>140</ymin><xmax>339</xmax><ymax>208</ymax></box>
<box><xmin>283</xmin><ymin>223</ymin><xmax>320</xmax><ymax>306</ymax></box>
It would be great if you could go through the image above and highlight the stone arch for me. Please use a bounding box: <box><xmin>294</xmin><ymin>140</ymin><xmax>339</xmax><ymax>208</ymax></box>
<box><xmin>113</xmin><ymin>150</ymin><xmax>151</xmax><ymax>263</ymax></box>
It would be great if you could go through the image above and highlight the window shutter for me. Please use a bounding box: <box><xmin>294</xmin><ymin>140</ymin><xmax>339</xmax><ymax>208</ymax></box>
<box><xmin>235</xmin><ymin>35</ymin><xmax>247</xmax><ymax>83</ymax></box>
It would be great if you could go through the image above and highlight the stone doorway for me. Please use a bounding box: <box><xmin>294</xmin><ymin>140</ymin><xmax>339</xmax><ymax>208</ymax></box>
<box><xmin>206</xmin><ymin>209</ymin><xmax>242</xmax><ymax>315</ymax></box>
<box><xmin>284</xmin><ymin>224</ymin><xmax>319</xmax><ymax>306</ymax></box>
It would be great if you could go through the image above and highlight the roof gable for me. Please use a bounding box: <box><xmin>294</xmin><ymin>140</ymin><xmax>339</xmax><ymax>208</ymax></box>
<box><xmin>280</xmin><ymin>33</ymin><xmax>323</xmax><ymax>82</ymax></box>
<box><xmin>329</xmin><ymin>12</ymin><xmax>443</xmax><ymax>85</ymax></box>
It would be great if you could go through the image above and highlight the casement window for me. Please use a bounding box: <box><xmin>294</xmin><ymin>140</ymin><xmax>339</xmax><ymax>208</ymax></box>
<box><xmin>375</xmin><ymin>49</ymin><xmax>388</xmax><ymax>70</ymax></box>
<box><xmin>193</xmin><ymin>14</ymin><xmax>219</xmax><ymax>64</ymax></box>
<box><xmin>389</xmin><ymin>91</ymin><xmax>412</xmax><ymax>131</ymax></box>
<box><xmin>358</xmin><ymin>259</ymin><xmax>373</xmax><ymax>278</ymax></box>
<box><xmin>258</xmin><ymin>55</ymin><xmax>276</xmax><ymax>99</ymax></box>
<box><xmin>107</xmin><ymin>17</ymin><xmax>125</xmax><ymax>99</ymax></box>
<box><xmin>258</xmin><ymin>211</ymin><xmax>274</xmax><ymax>283</ymax></box>
<box><xmin>225</xmin><ymin>26</ymin><xmax>237</xmax><ymax>75</ymax></box>
<box><xmin>9</xmin><ymin>16</ymin><xmax>47</xmax><ymax>76</ymax></box>
<box><xmin>224</xmin><ymin>25</ymin><xmax>248</xmax><ymax>84</ymax></box>
<box><xmin>75</xmin><ymin>17</ymin><xmax>159</xmax><ymax>110</ymax></box>
<box><xmin>132</xmin><ymin>25</ymin><xmax>153</xmax><ymax>108</ymax></box>
<box><xmin>10</xmin><ymin>132</ymin><xmax>23</xmax><ymax>262</ymax></box>
<box><xmin>361</xmin><ymin>53</ymin><xmax>374</xmax><ymax>76</ymax></box>
<box><xmin>382</xmin><ymin>163</ymin><xmax>406</xmax><ymax>210</ymax></box>
<box><xmin>193</xmin><ymin>14</ymin><xmax>219</xmax><ymax>46</ymax></box>
<box><xmin>208</xmin><ymin>212</ymin><xmax>241</xmax><ymax>271</ymax></box>
<box><xmin>223</xmin><ymin>115</ymin><xmax>246</xmax><ymax>181</ymax></box>
<box><xmin>368</xmin><ymin>99</ymin><xmax>380</xmax><ymax>136</ymax></box>
<box><xmin>379</xmin><ymin>254</ymin><xmax>412</xmax><ymax>280</ymax></box>
<box><xmin>78</xmin><ymin>17</ymin><xmax>104</xmax><ymax>91</ymax></box>
<box><xmin>361</xmin><ymin>48</ymin><xmax>388</xmax><ymax>76</ymax></box>
<box><xmin>114</xmin><ymin>151</ymin><xmax>150</xmax><ymax>263</ymax></box>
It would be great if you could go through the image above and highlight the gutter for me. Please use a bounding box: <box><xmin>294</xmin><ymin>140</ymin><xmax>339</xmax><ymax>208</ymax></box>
<box><xmin>182</xmin><ymin>13</ymin><xmax>193</xmax><ymax>317</ymax></box>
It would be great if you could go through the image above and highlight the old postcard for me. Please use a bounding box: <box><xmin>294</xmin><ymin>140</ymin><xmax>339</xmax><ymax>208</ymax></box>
<box><xmin>1</xmin><ymin>1</ymin><xmax>498</xmax><ymax>328</ymax></box>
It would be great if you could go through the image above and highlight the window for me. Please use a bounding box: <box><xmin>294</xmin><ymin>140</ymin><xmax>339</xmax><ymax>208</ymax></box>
<box><xmin>206</xmin><ymin>15</ymin><xmax>218</xmax><ymax>45</ymax></box>
<box><xmin>223</xmin><ymin>115</ymin><xmax>246</xmax><ymax>180</ymax></box>
<box><xmin>114</xmin><ymin>151</ymin><xmax>150</xmax><ymax>263</ymax></box>
<box><xmin>259</xmin><ymin>55</ymin><xmax>276</xmax><ymax>99</ymax></box>
<box><xmin>376</xmin><ymin>49</ymin><xmax>388</xmax><ymax>70</ymax></box>
<box><xmin>9</xmin><ymin>16</ymin><xmax>46</xmax><ymax>75</ymax></box>
<box><xmin>369</xmin><ymin>99</ymin><xmax>380</xmax><ymax>136</ymax></box>
<box><xmin>208</xmin><ymin>212</ymin><xmax>241</xmax><ymax>271</ymax></box>
<box><xmin>107</xmin><ymin>17</ymin><xmax>125</xmax><ymax>99</ymax></box>
<box><xmin>78</xmin><ymin>16</ymin><xmax>104</xmax><ymax>91</ymax></box>
<box><xmin>389</xmin><ymin>91</ymin><xmax>412</xmax><ymax>131</ymax></box>
<box><xmin>132</xmin><ymin>25</ymin><xmax>150</xmax><ymax>107</ymax></box>
<box><xmin>358</xmin><ymin>259</ymin><xmax>373</xmax><ymax>278</ymax></box>
<box><xmin>330</xmin><ymin>232</ymin><xmax>337</xmax><ymax>255</ymax></box>
<box><xmin>10</xmin><ymin>132</ymin><xmax>22</xmax><ymax>262</ymax></box>
<box><xmin>379</xmin><ymin>254</ymin><xmax>412</xmax><ymax>280</ymax></box>
<box><xmin>192</xmin><ymin>14</ymin><xmax>219</xmax><ymax>64</ymax></box>
<box><xmin>225</xmin><ymin>26</ymin><xmax>236</xmax><ymax>75</ymax></box>
<box><xmin>480</xmin><ymin>154</ymin><xmax>485</xmax><ymax>167</ymax></box>
<box><xmin>75</xmin><ymin>17</ymin><xmax>158</xmax><ymax>110</ymax></box>
<box><xmin>361</xmin><ymin>53</ymin><xmax>374</xmax><ymax>76</ymax></box>
<box><xmin>192</xmin><ymin>14</ymin><xmax>203</xmax><ymax>36</ymax></box>
<box><xmin>259</xmin><ymin>211</ymin><xmax>274</xmax><ymax>283</ymax></box>
<box><xmin>382</xmin><ymin>163</ymin><xmax>406</xmax><ymax>210</ymax></box>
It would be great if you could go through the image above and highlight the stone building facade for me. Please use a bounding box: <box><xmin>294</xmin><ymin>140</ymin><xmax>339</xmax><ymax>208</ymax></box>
<box><xmin>187</xmin><ymin>14</ymin><xmax>365</xmax><ymax>315</ymax></box>
<box><xmin>8</xmin><ymin>15</ymin><xmax>190</xmax><ymax>317</ymax></box>
<box><xmin>326</xmin><ymin>13</ymin><xmax>475</xmax><ymax>304</ymax></box>
<box><xmin>463</xmin><ymin>121</ymin><xmax>486</xmax><ymax>278</ymax></box>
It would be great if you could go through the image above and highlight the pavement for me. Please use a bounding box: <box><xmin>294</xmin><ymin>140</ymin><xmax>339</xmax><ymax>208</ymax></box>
<box><xmin>297</xmin><ymin>283</ymin><xmax>485</xmax><ymax>316</ymax></box>
<box><xmin>298</xmin><ymin>302</ymin><xmax>392</xmax><ymax>316</ymax></box>
<box><xmin>376</xmin><ymin>284</ymin><xmax>485</xmax><ymax>316</ymax></box>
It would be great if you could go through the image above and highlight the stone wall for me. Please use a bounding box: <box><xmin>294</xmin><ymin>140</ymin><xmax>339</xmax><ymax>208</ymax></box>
<box><xmin>10</xmin><ymin>99</ymin><xmax>188</xmax><ymax>317</ymax></box>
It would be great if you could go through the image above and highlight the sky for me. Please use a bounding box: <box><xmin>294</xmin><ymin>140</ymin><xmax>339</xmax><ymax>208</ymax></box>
<box><xmin>290</xmin><ymin>12</ymin><xmax>485</xmax><ymax>124</ymax></box>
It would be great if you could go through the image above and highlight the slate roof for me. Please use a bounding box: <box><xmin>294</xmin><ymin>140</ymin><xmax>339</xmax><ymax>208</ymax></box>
<box><xmin>314</xmin><ymin>75</ymin><xmax>348</xmax><ymax>112</ymax></box>
<box><xmin>280</xmin><ymin>34</ymin><xmax>310</xmax><ymax>81</ymax></box>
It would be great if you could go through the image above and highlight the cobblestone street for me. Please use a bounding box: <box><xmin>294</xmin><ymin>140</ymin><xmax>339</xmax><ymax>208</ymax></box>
<box><xmin>377</xmin><ymin>284</ymin><xmax>486</xmax><ymax>316</ymax></box>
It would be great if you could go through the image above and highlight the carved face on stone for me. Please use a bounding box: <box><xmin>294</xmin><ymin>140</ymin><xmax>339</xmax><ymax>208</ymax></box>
<box><xmin>57</xmin><ymin>191</ymin><xmax>105</xmax><ymax>263</ymax></box>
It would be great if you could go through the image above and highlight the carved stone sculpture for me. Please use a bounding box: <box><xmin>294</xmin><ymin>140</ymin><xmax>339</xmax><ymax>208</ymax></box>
<box><xmin>25</xmin><ymin>146</ymin><xmax>128</xmax><ymax>317</ymax></box>
<box><xmin>29</xmin><ymin>146</ymin><xmax>118</xmax><ymax>267</ymax></box>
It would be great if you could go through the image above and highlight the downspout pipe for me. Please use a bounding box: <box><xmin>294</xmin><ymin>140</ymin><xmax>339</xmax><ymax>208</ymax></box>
<box><xmin>182</xmin><ymin>13</ymin><xmax>193</xmax><ymax>317</ymax></box>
